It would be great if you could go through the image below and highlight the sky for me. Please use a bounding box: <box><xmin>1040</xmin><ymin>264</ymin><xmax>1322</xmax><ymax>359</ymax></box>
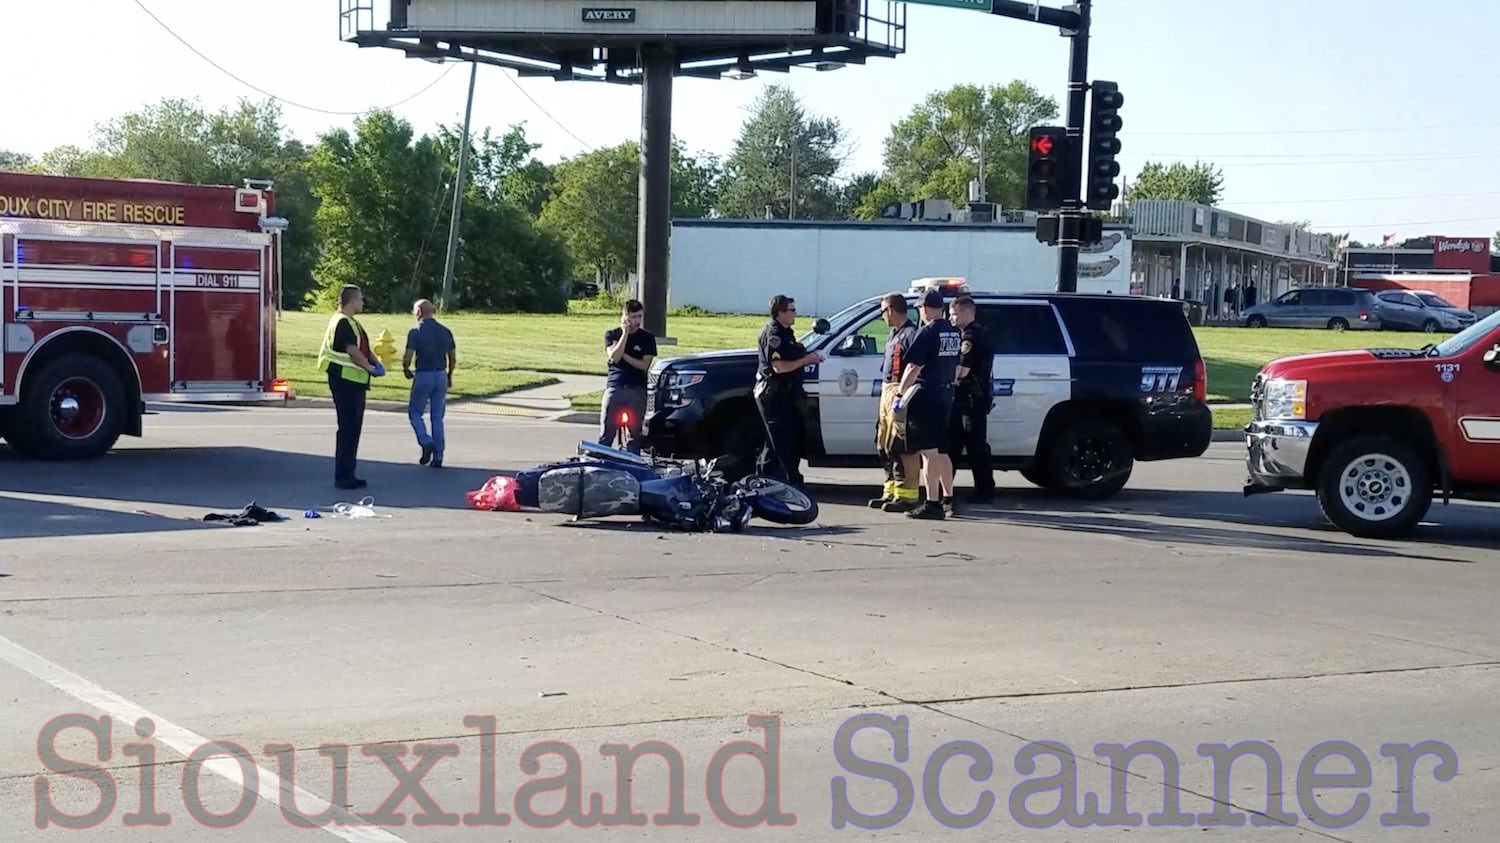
<box><xmin>6</xmin><ymin>0</ymin><xmax>1498</xmax><ymax>242</ymax></box>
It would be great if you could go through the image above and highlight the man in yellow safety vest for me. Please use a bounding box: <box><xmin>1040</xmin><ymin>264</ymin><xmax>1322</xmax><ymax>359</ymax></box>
<box><xmin>317</xmin><ymin>284</ymin><xmax>386</xmax><ymax>488</ymax></box>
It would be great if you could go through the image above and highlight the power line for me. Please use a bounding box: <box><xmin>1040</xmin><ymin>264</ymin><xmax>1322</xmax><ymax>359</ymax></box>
<box><xmin>1222</xmin><ymin>191</ymin><xmax>1500</xmax><ymax>207</ymax></box>
<box><xmin>494</xmin><ymin>69</ymin><xmax>596</xmax><ymax>152</ymax></box>
<box><xmin>1132</xmin><ymin>121</ymin><xmax>1500</xmax><ymax>138</ymax></box>
<box><xmin>1130</xmin><ymin>152</ymin><xmax>1499</xmax><ymax>169</ymax></box>
<box><xmin>1319</xmin><ymin>215</ymin><xmax>1500</xmax><ymax>230</ymax></box>
<box><xmin>1135</xmin><ymin>149</ymin><xmax>1496</xmax><ymax>161</ymax></box>
<box><xmin>132</xmin><ymin>0</ymin><xmax>453</xmax><ymax>116</ymax></box>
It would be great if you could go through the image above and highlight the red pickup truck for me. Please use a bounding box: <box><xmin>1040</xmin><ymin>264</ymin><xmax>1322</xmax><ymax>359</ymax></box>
<box><xmin>1244</xmin><ymin>311</ymin><xmax>1500</xmax><ymax>537</ymax></box>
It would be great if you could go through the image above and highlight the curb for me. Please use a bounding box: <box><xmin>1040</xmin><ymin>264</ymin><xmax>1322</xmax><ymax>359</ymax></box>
<box><xmin>1211</xmin><ymin>429</ymin><xmax>1244</xmax><ymax>442</ymax></box>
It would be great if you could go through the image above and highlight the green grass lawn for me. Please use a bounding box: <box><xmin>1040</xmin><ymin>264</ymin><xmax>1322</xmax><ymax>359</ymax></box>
<box><xmin>1196</xmin><ymin>327</ymin><xmax>1431</xmax><ymax>403</ymax></box>
<box><xmin>279</xmin><ymin>308</ymin><xmax>1435</xmax><ymax>413</ymax></box>
<box><xmin>276</xmin><ymin>308</ymin><xmax>762</xmax><ymax>402</ymax></box>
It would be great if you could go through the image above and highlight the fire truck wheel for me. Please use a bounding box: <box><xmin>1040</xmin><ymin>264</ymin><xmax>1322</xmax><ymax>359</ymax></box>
<box><xmin>11</xmin><ymin>353</ymin><xmax>127</xmax><ymax>461</ymax></box>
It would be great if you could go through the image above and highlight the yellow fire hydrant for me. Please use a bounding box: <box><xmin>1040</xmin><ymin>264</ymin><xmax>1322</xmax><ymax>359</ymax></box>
<box><xmin>372</xmin><ymin>329</ymin><xmax>398</xmax><ymax>369</ymax></box>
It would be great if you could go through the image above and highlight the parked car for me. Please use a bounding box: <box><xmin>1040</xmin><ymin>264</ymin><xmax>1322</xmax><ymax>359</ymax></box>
<box><xmin>1241</xmin><ymin>287</ymin><xmax>1382</xmax><ymax>330</ymax></box>
<box><xmin>1373</xmin><ymin>289</ymin><xmax>1477</xmax><ymax>333</ymax></box>
<box><xmin>643</xmin><ymin>282</ymin><xmax>1213</xmax><ymax>501</ymax></box>
<box><xmin>1244</xmin><ymin>309</ymin><xmax>1500</xmax><ymax>537</ymax></box>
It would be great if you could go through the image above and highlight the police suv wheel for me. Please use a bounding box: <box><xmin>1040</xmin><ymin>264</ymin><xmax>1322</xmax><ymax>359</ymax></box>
<box><xmin>1020</xmin><ymin>466</ymin><xmax>1055</xmax><ymax>490</ymax></box>
<box><xmin>1043</xmin><ymin>419</ymin><xmax>1133</xmax><ymax>500</ymax></box>
<box><xmin>1316</xmin><ymin>436</ymin><xmax>1432</xmax><ymax>539</ymax></box>
<box><xmin>10</xmin><ymin>353</ymin><xmax>126</xmax><ymax>461</ymax></box>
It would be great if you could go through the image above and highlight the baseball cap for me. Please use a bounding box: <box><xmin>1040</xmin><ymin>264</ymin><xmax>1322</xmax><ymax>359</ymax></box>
<box><xmin>920</xmin><ymin>289</ymin><xmax>945</xmax><ymax>309</ymax></box>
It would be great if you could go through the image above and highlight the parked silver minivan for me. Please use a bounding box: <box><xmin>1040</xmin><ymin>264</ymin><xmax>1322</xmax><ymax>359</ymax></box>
<box><xmin>1241</xmin><ymin>287</ymin><xmax>1383</xmax><ymax>330</ymax></box>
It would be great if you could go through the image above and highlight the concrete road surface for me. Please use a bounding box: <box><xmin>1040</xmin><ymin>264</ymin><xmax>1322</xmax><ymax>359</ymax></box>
<box><xmin>1</xmin><ymin>403</ymin><xmax>1497</xmax><ymax>842</ymax></box>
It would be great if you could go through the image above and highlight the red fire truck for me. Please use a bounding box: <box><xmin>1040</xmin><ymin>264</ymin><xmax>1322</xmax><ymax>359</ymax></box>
<box><xmin>0</xmin><ymin>171</ymin><xmax>289</xmax><ymax>460</ymax></box>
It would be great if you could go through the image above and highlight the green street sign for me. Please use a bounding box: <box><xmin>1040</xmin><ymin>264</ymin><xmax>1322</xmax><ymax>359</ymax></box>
<box><xmin>903</xmin><ymin>0</ymin><xmax>994</xmax><ymax>11</ymax></box>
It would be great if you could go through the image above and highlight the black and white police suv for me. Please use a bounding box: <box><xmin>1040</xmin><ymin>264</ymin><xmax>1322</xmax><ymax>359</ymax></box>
<box><xmin>642</xmin><ymin>282</ymin><xmax>1213</xmax><ymax>499</ymax></box>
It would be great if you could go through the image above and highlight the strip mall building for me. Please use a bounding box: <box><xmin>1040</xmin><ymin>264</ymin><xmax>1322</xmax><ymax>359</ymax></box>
<box><xmin>1343</xmin><ymin>237</ymin><xmax>1500</xmax><ymax>313</ymax></box>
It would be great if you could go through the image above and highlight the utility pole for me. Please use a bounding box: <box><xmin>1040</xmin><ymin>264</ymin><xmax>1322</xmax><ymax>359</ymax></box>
<box><xmin>1055</xmin><ymin>0</ymin><xmax>1091</xmax><ymax>293</ymax></box>
<box><xmin>441</xmin><ymin>61</ymin><xmax>478</xmax><ymax>312</ymax></box>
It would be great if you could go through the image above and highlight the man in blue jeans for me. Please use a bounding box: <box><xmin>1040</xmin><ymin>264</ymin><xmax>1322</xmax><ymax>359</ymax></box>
<box><xmin>402</xmin><ymin>299</ymin><xmax>457</xmax><ymax>467</ymax></box>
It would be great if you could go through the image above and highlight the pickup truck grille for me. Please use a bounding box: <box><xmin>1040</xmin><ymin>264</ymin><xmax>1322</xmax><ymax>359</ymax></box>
<box><xmin>1249</xmin><ymin>374</ymin><xmax>1265</xmax><ymax>421</ymax></box>
<box><xmin>646</xmin><ymin>386</ymin><xmax>658</xmax><ymax>416</ymax></box>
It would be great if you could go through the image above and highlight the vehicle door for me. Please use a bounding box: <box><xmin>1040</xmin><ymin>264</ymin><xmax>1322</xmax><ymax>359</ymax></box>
<box><xmin>1443</xmin><ymin>318</ymin><xmax>1500</xmax><ymax>482</ymax></box>
<box><xmin>814</xmin><ymin>301</ymin><xmax>914</xmax><ymax>456</ymax></box>
<box><xmin>1375</xmin><ymin>291</ymin><xmax>1414</xmax><ymax>330</ymax></box>
<box><xmin>1266</xmin><ymin>290</ymin><xmax>1303</xmax><ymax>327</ymax></box>
<box><xmin>976</xmin><ymin>301</ymin><xmax>1072</xmax><ymax>457</ymax></box>
<box><xmin>168</xmin><ymin>240</ymin><xmax>267</xmax><ymax>394</ymax></box>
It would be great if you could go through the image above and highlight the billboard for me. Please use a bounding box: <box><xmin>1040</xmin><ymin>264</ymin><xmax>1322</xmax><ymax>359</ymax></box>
<box><xmin>399</xmin><ymin>0</ymin><xmax>829</xmax><ymax>38</ymax></box>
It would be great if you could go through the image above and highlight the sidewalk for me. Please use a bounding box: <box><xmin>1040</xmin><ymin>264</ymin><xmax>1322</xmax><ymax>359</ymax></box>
<box><xmin>472</xmin><ymin>373</ymin><xmax>602</xmax><ymax>414</ymax></box>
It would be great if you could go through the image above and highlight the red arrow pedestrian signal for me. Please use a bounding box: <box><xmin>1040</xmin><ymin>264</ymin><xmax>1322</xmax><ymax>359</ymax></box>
<box><xmin>1031</xmin><ymin>135</ymin><xmax>1054</xmax><ymax>156</ymax></box>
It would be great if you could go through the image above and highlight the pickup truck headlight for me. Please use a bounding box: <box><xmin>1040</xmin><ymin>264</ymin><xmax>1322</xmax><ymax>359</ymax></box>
<box><xmin>1262</xmin><ymin>378</ymin><xmax>1308</xmax><ymax>420</ymax></box>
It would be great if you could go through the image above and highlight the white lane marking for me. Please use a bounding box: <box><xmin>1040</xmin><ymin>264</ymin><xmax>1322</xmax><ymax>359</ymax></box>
<box><xmin>0</xmin><ymin>634</ymin><xmax>409</xmax><ymax>843</ymax></box>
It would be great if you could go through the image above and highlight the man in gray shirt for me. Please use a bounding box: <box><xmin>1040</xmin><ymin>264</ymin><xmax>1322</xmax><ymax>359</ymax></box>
<box><xmin>402</xmin><ymin>299</ymin><xmax>457</xmax><ymax>467</ymax></box>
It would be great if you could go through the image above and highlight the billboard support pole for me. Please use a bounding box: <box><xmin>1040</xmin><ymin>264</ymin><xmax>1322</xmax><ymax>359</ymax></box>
<box><xmin>638</xmin><ymin>43</ymin><xmax>674</xmax><ymax>339</ymax></box>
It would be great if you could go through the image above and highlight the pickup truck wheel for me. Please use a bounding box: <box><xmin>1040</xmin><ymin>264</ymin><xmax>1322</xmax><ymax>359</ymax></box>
<box><xmin>1327</xmin><ymin>317</ymin><xmax>1349</xmax><ymax>331</ymax></box>
<box><xmin>1043</xmin><ymin>418</ymin><xmax>1133</xmax><ymax>500</ymax></box>
<box><xmin>7</xmin><ymin>353</ymin><xmax>126</xmax><ymax>461</ymax></box>
<box><xmin>1316</xmin><ymin>436</ymin><xmax>1432</xmax><ymax>539</ymax></box>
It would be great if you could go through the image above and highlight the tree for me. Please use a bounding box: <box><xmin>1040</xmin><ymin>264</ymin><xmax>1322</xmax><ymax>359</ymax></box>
<box><xmin>836</xmin><ymin>171</ymin><xmax>882</xmax><ymax>219</ymax></box>
<box><xmin>0</xmin><ymin>150</ymin><xmax>33</xmax><ymax>171</ymax></box>
<box><xmin>864</xmin><ymin>82</ymin><xmax>1057</xmax><ymax>216</ymax></box>
<box><xmin>1125</xmin><ymin>160</ymin><xmax>1225</xmax><ymax>205</ymax></box>
<box><xmin>311</xmin><ymin>110</ymin><xmax>570</xmax><ymax>313</ymax></box>
<box><xmin>539</xmin><ymin>140</ymin><xmax>724</xmax><ymax>291</ymax></box>
<box><xmin>715</xmin><ymin>85</ymin><xmax>846</xmax><ymax>220</ymax></box>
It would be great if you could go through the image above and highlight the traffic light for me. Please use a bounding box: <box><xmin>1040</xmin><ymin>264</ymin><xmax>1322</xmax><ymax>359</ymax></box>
<box><xmin>1026</xmin><ymin>126</ymin><xmax>1067</xmax><ymax>211</ymax></box>
<box><xmin>1085</xmin><ymin>81</ymin><xmax>1123</xmax><ymax>211</ymax></box>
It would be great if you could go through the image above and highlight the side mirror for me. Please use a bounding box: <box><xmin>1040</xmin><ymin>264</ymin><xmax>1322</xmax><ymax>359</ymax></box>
<box><xmin>1484</xmin><ymin>346</ymin><xmax>1500</xmax><ymax>372</ymax></box>
<box><xmin>813</xmin><ymin>318</ymin><xmax>831</xmax><ymax>335</ymax></box>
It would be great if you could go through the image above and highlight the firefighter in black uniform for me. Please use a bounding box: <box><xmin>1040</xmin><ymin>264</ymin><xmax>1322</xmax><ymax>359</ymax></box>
<box><xmin>948</xmin><ymin>295</ymin><xmax>996</xmax><ymax>503</ymax></box>
<box><xmin>754</xmin><ymin>294</ymin><xmax>825</xmax><ymax>488</ymax></box>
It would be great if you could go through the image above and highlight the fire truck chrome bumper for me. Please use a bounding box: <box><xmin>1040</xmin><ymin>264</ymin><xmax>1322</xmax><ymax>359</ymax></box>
<box><xmin>1245</xmin><ymin>420</ymin><xmax>1318</xmax><ymax>492</ymax></box>
<box><xmin>146</xmin><ymin>392</ymin><xmax>289</xmax><ymax>405</ymax></box>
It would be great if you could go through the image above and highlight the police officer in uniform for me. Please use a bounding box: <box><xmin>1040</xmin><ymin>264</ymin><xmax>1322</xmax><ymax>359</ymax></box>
<box><xmin>318</xmin><ymin>284</ymin><xmax>386</xmax><ymax>489</ymax></box>
<box><xmin>894</xmin><ymin>289</ymin><xmax>962</xmax><ymax>520</ymax></box>
<box><xmin>754</xmin><ymin>295</ymin><xmax>825</xmax><ymax>488</ymax></box>
<box><xmin>869</xmin><ymin>293</ymin><xmax>921</xmax><ymax>512</ymax></box>
<box><xmin>948</xmin><ymin>295</ymin><xmax>996</xmax><ymax>504</ymax></box>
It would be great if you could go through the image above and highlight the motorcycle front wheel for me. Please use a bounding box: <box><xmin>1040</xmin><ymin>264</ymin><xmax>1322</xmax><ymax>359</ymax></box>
<box><xmin>738</xmin><ymin>476</ymin><xmax>819</xmax><ymax>526</ymax></box>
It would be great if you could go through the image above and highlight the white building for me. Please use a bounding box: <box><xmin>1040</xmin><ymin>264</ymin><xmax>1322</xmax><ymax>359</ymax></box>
<box><xmin>666</xmin><ymin>218</ymin><xmax>1133</xmax><ymax>316</ymax></box>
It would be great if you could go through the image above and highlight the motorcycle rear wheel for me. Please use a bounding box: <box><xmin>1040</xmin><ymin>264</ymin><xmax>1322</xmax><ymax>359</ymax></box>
<box><xmin>738</xmin><ymin>476</ymin><xmax>819</xmax><ymax>526</ymax></box>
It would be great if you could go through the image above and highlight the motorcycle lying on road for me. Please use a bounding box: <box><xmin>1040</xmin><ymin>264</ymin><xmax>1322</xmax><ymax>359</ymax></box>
<box><xmin>511</xmin><ymin>441</ymin><xmax>819</xmax><ymax>532</ymax></box>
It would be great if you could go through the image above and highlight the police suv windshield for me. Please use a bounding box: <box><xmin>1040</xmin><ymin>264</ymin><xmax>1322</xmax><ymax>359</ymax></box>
<box><xmin>800</xmin><ymin>298</ymin><xmax>880</xmax><ymax>345</ymax></box>
<box><xmin>1432</xmin><ymin>310</ymin><xmax>1500</xmax><ymax>357</ymax></box>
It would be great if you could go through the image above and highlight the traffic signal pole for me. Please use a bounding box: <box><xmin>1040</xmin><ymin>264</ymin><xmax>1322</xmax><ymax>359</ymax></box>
<box><xmin>1057</xmin><ymin>0</ymin><xmax>1091</xmax><ymax>293</ymax></box>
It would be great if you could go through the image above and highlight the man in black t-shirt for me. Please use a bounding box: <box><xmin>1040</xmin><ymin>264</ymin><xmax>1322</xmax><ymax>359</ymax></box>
<box><xmin>600</xmin><ymin>299</ymin><xmax>657</xmax><ymax>453</ymax></box>
<box><xmin>894</xmin><ymin>289</ymin><xmax>962</xmax><ymax>520</ymax></box>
